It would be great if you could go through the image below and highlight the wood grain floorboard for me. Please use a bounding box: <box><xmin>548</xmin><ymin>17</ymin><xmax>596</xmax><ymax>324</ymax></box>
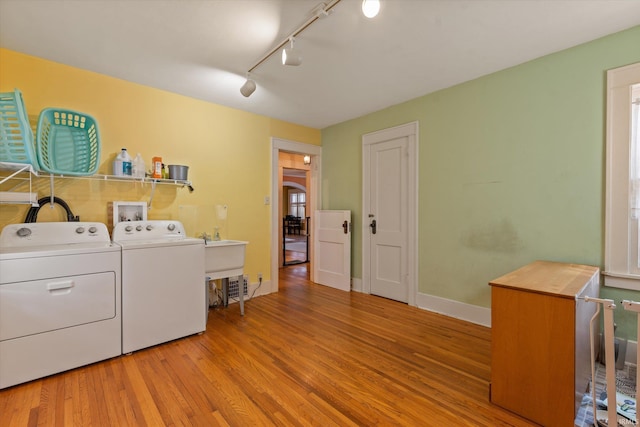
<box><xmin>0</xmin><ymin>265</ymin><xmax>539</xmax><ymax>426</ymax></box>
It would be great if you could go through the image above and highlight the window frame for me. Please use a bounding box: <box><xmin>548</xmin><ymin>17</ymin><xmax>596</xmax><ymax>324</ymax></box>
<box><xmin>289</xmin><ymin>190</ymin><xmax>306</xmax><ymax>218</ymax></box>
<box><xmin>605</xmin><ymin>62</ymin><xmax>640</xmax><ymax>290</ymax></box>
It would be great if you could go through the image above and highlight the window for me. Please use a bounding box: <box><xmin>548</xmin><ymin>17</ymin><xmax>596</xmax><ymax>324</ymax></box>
<box><xmin>289</xmin><ymin>191</ymin><xmax>306</xmax><ymax>218</ymax></box>
<box><xmin>605</xmin><ymin>62</ymin><xmax>640</xmax><ymax>289</ymax></box>
<box><xmin>631</xmin><ymin>84</ymin><xmax>640</xmax><ymax>220</ymax></box>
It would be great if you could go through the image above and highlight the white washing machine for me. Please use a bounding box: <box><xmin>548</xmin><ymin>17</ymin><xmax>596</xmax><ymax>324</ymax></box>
<box><xmin>113</xmin><ymin>220</ymin><xmax>205</xmax><ymax>353</ymax></box>
<box><xmin>0</xmin><ymin>222</ymin><xmax>121</xmax><ymax>389</ymax></box>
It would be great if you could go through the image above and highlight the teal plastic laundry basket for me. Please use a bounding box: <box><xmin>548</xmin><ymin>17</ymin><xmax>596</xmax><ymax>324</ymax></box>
<box><xmin>36</xmin><ymin>108</ymin><xmax>100</xmax><ymax>176</ymax></box>
<box><xmin>0</xmin><ymin>88</ymin><xmax>38</xmax><ymax>167</ymax></box>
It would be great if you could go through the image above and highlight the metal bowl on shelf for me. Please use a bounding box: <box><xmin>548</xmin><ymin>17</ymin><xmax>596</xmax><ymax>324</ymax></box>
<box><xmin>167</xmin><ymin>165</ymin><xmax>188</xmax><ymax>181</ymax></box>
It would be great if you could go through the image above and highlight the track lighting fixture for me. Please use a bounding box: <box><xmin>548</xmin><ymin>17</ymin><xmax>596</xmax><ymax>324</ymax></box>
<box><xmin>282</xmin><ymin>37</ymin><xmax>302</xmax><ymax>66</ymax></box>
<box><xmin>312</xmin><ymin>2</ymin><xmax>333</xmax><ymax>19</ymax></box>
<box><xmin>241</xmin><ymin>0</ymin><xmax>380</xmax><ymax>97</ymax></box>
<box><xmin>362</xmin><ymin>0</ymin><xmax>380</xmax><ymax>18</ymax></box>
<box><xmin>240</xmin><ymin>76</ymin><xmax>256</xmax><ymax>97</ymax></box>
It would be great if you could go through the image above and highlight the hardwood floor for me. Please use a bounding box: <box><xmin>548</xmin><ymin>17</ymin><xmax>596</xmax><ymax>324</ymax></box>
<box><xmin>0</xmin><ymin>265</ymin><xmax>537</xmax><ymax>426</ymax></box>
<box><xmin>284</xmin><ymin>233</ymin><xmax>308</xmax><ymax>265</ymax></box>
<box><xmin>284</xmin><ymin>249</ymin><xmax>307</xmax><ymax>265</ymax></box>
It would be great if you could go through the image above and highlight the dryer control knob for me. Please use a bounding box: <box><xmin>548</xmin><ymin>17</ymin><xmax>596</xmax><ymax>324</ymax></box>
<box><xmin>136</xmin><ymin>225</ymin><xmax>143</xmax><ymax>231</ymax></box>
<box><xmin>75</xmin><ymin>227</ymin><xmax>85</xmax><ymax>234</ymax></box>
<box><xmin>125</xmin><ymin>225</ymin><xmax>133</xmax><ymax>232</ymax></box>
<box><xmin>146</xmin><ymin>224</ymin><xmax>154</xmax><ymax>231</ymax></box>
<box><xmin>88</xmin><ymin>226</ymin><xmax>97</xmax><ymax>234</ymax></box>
<box><xmin>167</xmin><ymin>223</ymin><xmax>176</xmax><ymax>231</ymax></box>
<box><xmin>16</xmin><ymin>227</ymin><xmax>31</xmax><ymax>237</ymax></box>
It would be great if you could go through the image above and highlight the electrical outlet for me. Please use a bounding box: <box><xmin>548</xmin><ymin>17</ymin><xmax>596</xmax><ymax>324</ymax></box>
<box><xmin>258</xmin><ymin>272</ymin><xmax>262</xmax><ymax>281</ymax></box>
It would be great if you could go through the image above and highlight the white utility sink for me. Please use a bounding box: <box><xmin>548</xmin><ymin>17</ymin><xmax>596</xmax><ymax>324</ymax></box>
<box><xmin>204</xmin><ymin>240</ymin><xmax>248</xmax><ymax>280</ymax></box>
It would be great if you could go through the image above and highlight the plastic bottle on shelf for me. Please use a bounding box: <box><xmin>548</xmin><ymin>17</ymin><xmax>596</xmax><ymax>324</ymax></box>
<box><xmin>152</xmin><ymin>156</ymin><xmax>162</xmax><ymax>178</ymax></box>
<box><xmin>113</xmin><ymin>148</ymin><xmax>130</xmax><ymax>176</ymax></box>
<box><xmin>132</xmin><ymin>153</ymin><xmax>145</xmax><ymax>178</ymax></box>
<box><xmin>121</xmin><ymin>148</ymin><xmax>132</xmax><ymax>176</ymax></box>
<box><xmin>113</xmin><ymin>154</ymin><xmax>122</xmax><ymax>176</ymax></box>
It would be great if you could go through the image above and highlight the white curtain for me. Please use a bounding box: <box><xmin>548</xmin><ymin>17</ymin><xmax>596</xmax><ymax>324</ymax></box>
<box><xmin>631</xmin><ymin>94</ymin><xmax>640</xmax><ymax>219</ymax></box>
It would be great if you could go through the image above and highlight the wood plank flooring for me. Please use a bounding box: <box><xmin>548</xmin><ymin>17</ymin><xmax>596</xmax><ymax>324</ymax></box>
<box><xmin>284</xmin><ymin>233</ymin><xmax>308</xmax><ymax>265</ymax></box>
<box><xmin>0</xmin><ymin>265</ymin><xmax>538</xmax><ymax>426</ymax></box>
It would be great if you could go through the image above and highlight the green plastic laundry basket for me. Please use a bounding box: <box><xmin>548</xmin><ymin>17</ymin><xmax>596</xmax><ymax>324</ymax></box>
<box><xmin>0</xmin><ymin>88</ymin><xmax>38</xmax><ymax>167</ymax></box>
<box><xmin>36</xmin><ymin>108</ymin><xmax>100</xmax><ymax>176</ymax></box>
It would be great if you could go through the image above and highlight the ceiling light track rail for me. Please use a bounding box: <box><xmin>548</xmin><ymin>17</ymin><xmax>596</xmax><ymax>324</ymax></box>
<box><xmin>246</xmin><ymin>0</ymin><xmax>342</xmax><ymax>74</ymax></box>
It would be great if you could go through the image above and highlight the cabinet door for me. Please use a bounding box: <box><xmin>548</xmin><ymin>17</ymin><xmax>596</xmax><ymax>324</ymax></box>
<box><xmin>491</xmin><ymin>287</ymin><xmax>575</xmax><ymax>427</ymax></box>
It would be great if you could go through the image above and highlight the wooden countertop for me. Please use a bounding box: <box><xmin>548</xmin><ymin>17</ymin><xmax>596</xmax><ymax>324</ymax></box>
<box><xmin>489</xmin><ymin>260</ymin><xmax>600</xmax><ymax>299</ymax></box>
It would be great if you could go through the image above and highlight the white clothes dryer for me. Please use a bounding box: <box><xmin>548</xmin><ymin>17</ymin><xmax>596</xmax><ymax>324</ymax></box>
<box><xmin>0</xmin><ymin>222</ymin><xmax>122</xmax><ymax>389</ymax></box>
<box><xmin>112</xmin><ymin>220</ymin><xmax>205</xmax><ymax>354</ymax></box>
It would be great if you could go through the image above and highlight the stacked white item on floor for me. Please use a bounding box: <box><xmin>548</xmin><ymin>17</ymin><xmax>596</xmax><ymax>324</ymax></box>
<box><xmin>586</xmin><ymin>298</ymin><xmax>637</xmax><ymax>426</ymax></box>
<box><xmin>617</xmin><ymin>301</ymin><xmax>640</xmax><ymax>424</ymax></box>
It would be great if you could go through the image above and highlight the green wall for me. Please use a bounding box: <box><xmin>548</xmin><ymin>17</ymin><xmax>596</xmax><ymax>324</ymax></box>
<box><xmin>321</xmin><ymin>26</ymin><xmax>640</xmax><ymax>337</ymax></box>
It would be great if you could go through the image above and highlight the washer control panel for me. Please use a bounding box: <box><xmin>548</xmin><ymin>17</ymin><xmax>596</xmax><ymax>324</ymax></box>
<box><xmin>112</xmin><ymin>220</ymin><xmax>186</xmax><ymax>241</ymax></box>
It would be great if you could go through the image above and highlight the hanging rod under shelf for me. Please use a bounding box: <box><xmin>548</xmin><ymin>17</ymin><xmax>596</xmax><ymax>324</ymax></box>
<box><xmin>0</xmin><ymin>191</ymin><xmax>39</xmax><ymax>206</ymax></box>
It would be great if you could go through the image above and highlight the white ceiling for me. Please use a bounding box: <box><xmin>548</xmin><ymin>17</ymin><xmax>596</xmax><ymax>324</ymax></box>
<box><xmin>1</xmin><ymin>0</ymin><xmax>639</xmax><ymax>129</ymax></box>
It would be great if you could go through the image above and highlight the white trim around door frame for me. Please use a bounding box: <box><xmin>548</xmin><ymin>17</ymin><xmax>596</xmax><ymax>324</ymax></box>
<box><xmin>271</xmin><ymin>138</ymin><xmax>322</xmax><ymax>293</ymax></box>
<box><xmin>362</xmin><ymin>121</ymin><xmax>419</xmax><ymax>306</ymax></box>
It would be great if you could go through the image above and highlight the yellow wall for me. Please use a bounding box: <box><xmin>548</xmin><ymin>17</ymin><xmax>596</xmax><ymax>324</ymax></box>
<box><xmin>0</xmin><ymin>48</ymin><xmax>321</xmax><ymax>283</ymax></box>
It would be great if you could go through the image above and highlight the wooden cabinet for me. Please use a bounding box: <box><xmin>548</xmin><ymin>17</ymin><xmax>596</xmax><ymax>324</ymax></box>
<box><xmin>489</xmin><ymin>261</ymin><xmax>600</xmax><ymax>427</ymax></box>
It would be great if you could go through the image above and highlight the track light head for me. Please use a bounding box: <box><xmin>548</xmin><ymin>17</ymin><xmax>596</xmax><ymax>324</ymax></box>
<box><xmin>282</xmin><ymin>48</ymin><xmax>302</xmax><ymax>66</ymax></box>
<box><xmin>242</xmin><ymin>0</ymin><xmax>341</xmax><ymax>91</ymax></box>
<box><xmin>282</xmin><ymin>37</ymin><xmax>302</xmax><ymax>66</ymax></box>
<box><xmin>312</xmin><ymin>2</ymin><xmax>333</xmax><ymax>18</ymax></box>
<box><xmin>240</xmin><ymin>78</ymin><xmax>256</xmax><ymax>97</ymax></box>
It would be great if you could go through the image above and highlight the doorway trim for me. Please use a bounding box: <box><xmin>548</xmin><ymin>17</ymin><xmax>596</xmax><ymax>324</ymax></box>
<box><xmin>271</xmin><ymin>138</ymin><xmax>322</xmax><ymax>292</ymax></box>
<box><xmin>362</xmin><ymin>121</ymin><xmax>419</xmax><ymax>306</ymax></box>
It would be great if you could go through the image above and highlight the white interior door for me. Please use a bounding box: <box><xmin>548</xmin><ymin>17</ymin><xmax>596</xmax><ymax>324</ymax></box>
<box><xmin>363</xmin><ymin>122</ymin><xmax>418</xmax><ymax>304</ymax></box>
<box><xmin>313</xmin><ymin>210</ymin><xmax>351</xmax><ymax>291</ymax></box>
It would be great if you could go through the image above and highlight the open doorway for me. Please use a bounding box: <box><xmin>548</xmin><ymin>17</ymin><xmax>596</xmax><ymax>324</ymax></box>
<box><xmin>270</xmin><ymin>138</ymin><xmax>322</xmax><ymax>293</ymax></box>
<box><xmin>283</xmin><ymin>168</ymin><xmax>310</xmax><ymax>266</ymax></box>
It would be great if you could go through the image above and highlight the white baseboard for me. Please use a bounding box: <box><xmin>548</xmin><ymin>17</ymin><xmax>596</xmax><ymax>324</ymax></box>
<box><xmin>414</xmin><ymin>292</ymin><xmax>640</xmax><ymax>366</ymax></box>
<box><xmin>349</xmin><ymin>281</ymin><xmax>490</xmax><ymax>326</ymax></box>
<box><xmin>415</xmin><ymin>292</ymin><xmax>491</xmax><ymax>327</ymax></box>
<box><xmin>248</xmin><ymin>280</ymin><xmax>272</xmax><ymax>298</ymax></box>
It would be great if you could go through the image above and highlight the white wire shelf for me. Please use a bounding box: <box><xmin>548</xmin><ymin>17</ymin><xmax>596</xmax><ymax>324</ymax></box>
<box><xmin>0</xmin><ymin>162</ymin><xmax>193</xmax><ymax>208</ymax></box>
